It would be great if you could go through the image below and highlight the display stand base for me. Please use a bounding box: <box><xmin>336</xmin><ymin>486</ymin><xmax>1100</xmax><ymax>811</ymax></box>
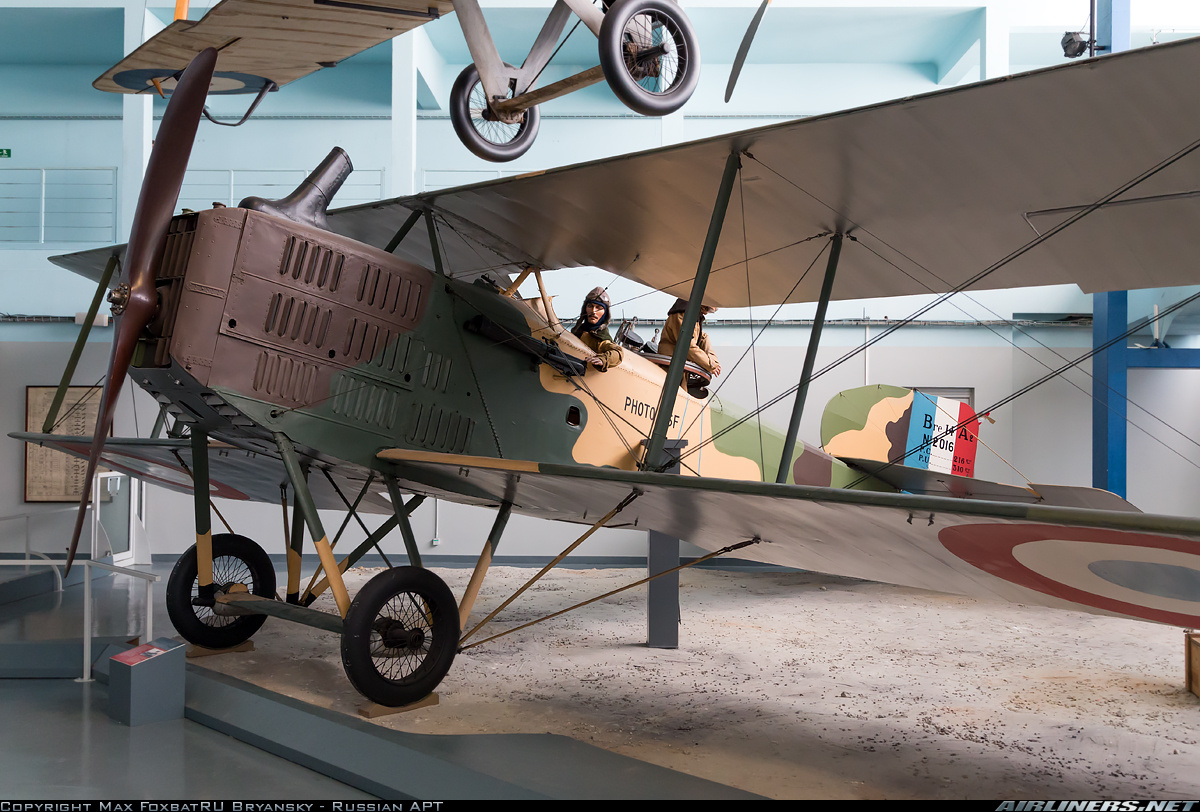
<box><xmin>185</xmin><ymin>640</ymin><xmax>255</xmax><ymax>658</ymax></box>
<box><xmin>108</xmin><ymin>637</ymin><xmax>186</xmax><ymax>726</ymax></box>
<box><xmin>357</xmin><ymin>693</ymin><xmax>439</xmax><ymax>718</ymax></box>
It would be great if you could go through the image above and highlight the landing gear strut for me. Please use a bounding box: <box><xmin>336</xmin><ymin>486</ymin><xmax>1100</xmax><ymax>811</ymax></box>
<box><xmin>166</xmin><ymin>533</ymin><xmax>277</xmax><ymax>649</ymax></box>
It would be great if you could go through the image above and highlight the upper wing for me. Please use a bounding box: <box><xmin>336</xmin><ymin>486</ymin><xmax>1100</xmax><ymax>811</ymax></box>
<box><xmin>93</xmin><ymin>0</ymin><xmax>453</xmax><ymax>95</ymax></box>
<box><xmin>377</xmin><ymin>449</ymin><xmax>1200</xmax><ymax>628</ymax></box>
<box><xmin>330</xmin><ymin>36</ymin><xmax>1200</xmax><ymax>306</ymax></box>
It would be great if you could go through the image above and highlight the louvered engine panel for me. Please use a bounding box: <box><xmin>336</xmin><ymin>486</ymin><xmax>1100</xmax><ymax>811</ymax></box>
<box><xmin>178</xmin><ymin>210</ymin><xmax>437</xmax><ymax>418</ymax></box>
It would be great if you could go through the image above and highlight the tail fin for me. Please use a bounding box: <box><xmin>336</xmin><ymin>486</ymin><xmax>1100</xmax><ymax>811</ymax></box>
<box><xmin>821</xmin><ymin>385</ymin><xmax>980</xmax><ymax>477</ymax></box>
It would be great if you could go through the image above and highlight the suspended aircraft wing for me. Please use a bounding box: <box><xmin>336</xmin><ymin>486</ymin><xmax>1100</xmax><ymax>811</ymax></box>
<box><xmin>329</xmin><ymin>36</ymin><xmax>1200</xmax><ymax>307</ymax></box>
<box><xmin>376</xmin><ymin>449</ymin><xmax>1200</xmax><ymax>628</ymax></box>
<box><xmin>93</xmin><ymin>0</ymin><xmax>453</xmax><ymax>96</ymax></box>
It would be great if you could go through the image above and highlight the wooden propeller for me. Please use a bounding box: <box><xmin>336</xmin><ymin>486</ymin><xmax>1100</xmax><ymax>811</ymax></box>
<box><xmin>65</xmin><ymin>48</ymin><xmax>217</xmax><ymax>573</ymax></box>
<box><xmin>725</xmin><ymin>0</ymin><xmax>772</xmax><ymax>103</ymax></box>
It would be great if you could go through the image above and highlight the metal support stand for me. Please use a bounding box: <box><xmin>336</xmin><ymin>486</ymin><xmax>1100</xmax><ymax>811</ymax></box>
<box><xmin>646</xmin><ymin>440</ymin><xmax>686</xmax><ymax>648</ymax></box>
<box><xmin>777</xmin><ymin>232</ymin><xmax>843</xmax><ymax>483</ymax></box>
<box><xmin>645</xmin><ymin>152</ymin><xmax>740</xmax><ymax>471</ymax></box>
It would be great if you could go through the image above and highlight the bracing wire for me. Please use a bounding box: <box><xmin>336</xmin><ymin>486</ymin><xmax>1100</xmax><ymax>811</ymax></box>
<box><xmin>842</xmin><ymin>286</ymin><xmax>1200</xmax><ymax>489</ymax></box>
<box><xmin>673</xmin><ymin>131</ymin><xmax>1200</xmax><ymax>470</ymax></box>
<box><xmin>745</xmin><ymin>144</ymin><xmax>1200</xmax><ymax>471</ymax></box>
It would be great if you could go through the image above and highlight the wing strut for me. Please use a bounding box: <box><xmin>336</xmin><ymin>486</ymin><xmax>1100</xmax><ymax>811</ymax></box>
<box><xmin>42</xmin><ymin>255</ymin><xmax>117</xmax><ymax>433</ymax></box>
<box><xmin>643</xmin><ymin>151</ymin><xmax>741</xmax><ymax>471</ymax></box>
<box><xmin>458</xmin><ymin>500</ymin><xmax>514</xmax><ymax>630</ymax></box>
<box><xmin>776</xmin><ymin>232</ymin><xmax>843</xmax><ymax>482</ymax></box>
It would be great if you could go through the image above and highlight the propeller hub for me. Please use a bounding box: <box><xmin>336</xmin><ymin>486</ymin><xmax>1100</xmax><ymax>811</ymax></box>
<box><xmin>107</xmin><ymin>282</ymin><xmax>131</xmax><ymax>316</ymax></box>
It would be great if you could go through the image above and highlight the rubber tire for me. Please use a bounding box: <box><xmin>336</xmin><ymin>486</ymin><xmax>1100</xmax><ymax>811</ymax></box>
<box><xmin>599</xmin><ymin>0</ymin><xmax>700</xmax><ymax>116</ymax></box>
<box><xmin>340</xmin><ymin>566</ymin><xmax>459</xmax><ymax>707</ymax></box>
<box><xmin>166</xmin><ymin>533</ymin><xmax>276</xmax><ymax>649</ymax></box>
<box><xmin>449</xmin><ymin>64</ymin><xmax>540</xmax><ymax>163</ymax></box>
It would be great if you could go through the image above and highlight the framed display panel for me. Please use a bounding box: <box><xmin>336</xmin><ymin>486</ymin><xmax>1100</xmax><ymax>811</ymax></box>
<box><xmin>24</xmin><ymin>386</ymin><xmax>108</xmax><ymax>502</ymax></box>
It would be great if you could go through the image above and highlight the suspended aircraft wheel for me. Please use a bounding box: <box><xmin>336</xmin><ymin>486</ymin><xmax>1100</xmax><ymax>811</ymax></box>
<box><xmin>166</xmin><ymin>534</ymin><xmax>277</xmax><ymax>650</ymax></box>
<box><xmin>599</xmin><ymin>0</ymin><xmax>700</xmax><ymax>117</ymax></box>
<box><xmin>340</xmin><ymin>566</ymin><xmax>459</xmax><ymax>707</ymax></box>
<box><xmin>449</xmin><ymin>64</ymin><xmax>541</xmax><ymax>163</ymax></box>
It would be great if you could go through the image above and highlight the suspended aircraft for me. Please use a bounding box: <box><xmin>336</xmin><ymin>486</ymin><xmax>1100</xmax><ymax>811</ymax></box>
<box><xmin>16</xmin><ymin>36</ymin><xmax>1200</xmax><ymax>709</ymax></box>
<box><xmin>92</xmin><ymin>0</ymin><xmax>701</xmax><ymax>161</ymax></box>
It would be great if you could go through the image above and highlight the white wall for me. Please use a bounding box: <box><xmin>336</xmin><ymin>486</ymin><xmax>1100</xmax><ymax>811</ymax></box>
<box><xmin>6</xmin><ymin>320</ymin><xmax>1169</xmax><ymax>562</ymax></box>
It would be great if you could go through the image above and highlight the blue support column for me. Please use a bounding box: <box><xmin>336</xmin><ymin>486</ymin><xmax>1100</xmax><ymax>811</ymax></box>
<box><xmin>1092</xmin><ymin>290</ymin><xmax>1127</xmax><ymax>497</ymax></box>
<box><xmin>1091</xmin><ymin>0</ymin><xmax>1131</xmax><ymax>498</ymax></box>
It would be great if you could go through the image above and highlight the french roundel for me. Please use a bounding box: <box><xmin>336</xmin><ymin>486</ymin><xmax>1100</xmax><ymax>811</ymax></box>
<box><xmin>112</xmin><ymin>68</ymin><xmax>273</xmax><ymax>95</ymax></box>
<box><xmin>939</xmin><ymin>523</ymin><xmax>1200</xmax><ymax>627</ymax></box>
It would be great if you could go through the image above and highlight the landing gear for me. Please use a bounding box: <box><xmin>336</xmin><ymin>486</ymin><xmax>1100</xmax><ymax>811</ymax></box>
<box><xmin>599</xmin><ymin>0</ymin><xmax>700</xmax><ymax>117</ymax></box>
<box><xmin>166</xmin><ymin>534</ymin><xmax>277</xmax><ymax>649</ymax></box>
<box><xmin>340</xmin><ymin>566</ymin><xmax>459</xmax><ymax>707</ymax></box>
<box><xmin>450</xmin><ymin>65</ymin><xmax>541</xmax><ymax>163</ymax></box>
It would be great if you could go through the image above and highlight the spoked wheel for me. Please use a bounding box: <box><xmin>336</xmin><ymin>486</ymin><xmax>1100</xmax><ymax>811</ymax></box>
<box><xmin>166</xmin><ymin>533</ymin><xmax>276</xmax><ymax>649</ymax></box>
<box><xmin>340</xmin><ymin>566</ymin><xmax>459</xmax><ymax>707</ymax></box>
<box><xmin>449</xmin><ymin>64</ymin><xmax>541</xmax><ymax>163</ymax></box>
<box><xmin>599</xmin><ymin>0</ymin><xmax>700</xmax><ymax>116</ymax></box>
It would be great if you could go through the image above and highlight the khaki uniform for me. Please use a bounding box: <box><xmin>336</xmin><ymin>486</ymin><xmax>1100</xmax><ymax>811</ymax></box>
<box><xmin>577</xmin><ymin>329</ymin><xmax>623</xmax><ymax>372</ymax></box>
<box><xmin>658</xmin><ymin>312</ymin><xmax>718</xmax><ymax>373</ymax></box>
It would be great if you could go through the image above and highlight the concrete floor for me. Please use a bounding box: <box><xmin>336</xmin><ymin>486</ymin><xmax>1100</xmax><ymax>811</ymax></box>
<box><xmin>0</xmin><ymin>558</ymin><xmax>763</xmax><ymax>800</ymax></box>
<box><xmin>4</xmin><ymin>558</ymin><xmax>1199</xmax><ymax>800</ymax></box>
<box><xmin>0</xmin><ymin>562</ymin><xmax>376</xmax><ymax>800</ymax></box>
<box><xmin>193</xmin><ymin>564</ymin><xmax>1200</xmax><ymax>800</ymax></box>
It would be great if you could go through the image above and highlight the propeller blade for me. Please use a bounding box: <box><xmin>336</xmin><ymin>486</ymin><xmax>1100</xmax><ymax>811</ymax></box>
<box><xmin>65</xmin><ymin>48</ymin><xmax>217</xmax><ymax>574</ymax></box>
<box><xmin>724</xmin><ymin>0</ymin><xmax>772</xmax><ymax>103</ymax></box>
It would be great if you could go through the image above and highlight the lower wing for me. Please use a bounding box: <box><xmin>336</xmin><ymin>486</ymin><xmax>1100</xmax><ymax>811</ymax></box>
<box><xmin>378</xmin><ymin>449</ymin><xmax>1200</xmax><ymax>628</ymax></box>
<box><xmin>13</xmin><ymin>432</ymin><xmax>392</xmax><ymax>514</ymax></box>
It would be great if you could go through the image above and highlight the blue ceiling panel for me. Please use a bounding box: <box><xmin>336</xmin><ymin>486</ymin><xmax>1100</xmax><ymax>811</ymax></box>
<box><xmin>0</xmin><ymin>7</ymin><xmax>124</xmax><ymax>66</ymax></box>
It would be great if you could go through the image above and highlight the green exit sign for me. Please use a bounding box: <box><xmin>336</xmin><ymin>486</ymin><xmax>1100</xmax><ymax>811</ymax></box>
<box><xmin>0</xmin><ymin>150</ymin><xmax>10</xmax><ymax>158</ymax></box>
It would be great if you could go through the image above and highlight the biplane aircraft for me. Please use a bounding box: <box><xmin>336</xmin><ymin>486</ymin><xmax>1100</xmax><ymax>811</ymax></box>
<box><xmin>16</xmin><ymin>35</ymin><xmax>1200</xmax><ymax>708</ymax></box>
<box><xmin>92</xmin><ymin>0</ymin><xmax>701</xmax><ymax>161</ymax></box>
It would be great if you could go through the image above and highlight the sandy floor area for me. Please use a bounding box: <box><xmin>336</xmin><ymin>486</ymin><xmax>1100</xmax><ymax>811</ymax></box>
<box><xmin>191</xmin><ymin>566</ymin><xmax>1200</xmax><ymax>800</ymax></box>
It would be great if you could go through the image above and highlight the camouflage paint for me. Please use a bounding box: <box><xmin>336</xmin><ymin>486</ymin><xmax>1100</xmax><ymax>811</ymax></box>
<box><xmin>820</xmin><ymin>384</ymin><xmax>913</xmax><ymax>462</ymax></box>
<box><xmin>126</xmin><ymin>208</ymin><xmax>882</xmax><ymax>509</ymax></box>
<box><xmin>822</xmin><ymin>385</ymin><xmax>981</xmax><ymax>477</ymax></box>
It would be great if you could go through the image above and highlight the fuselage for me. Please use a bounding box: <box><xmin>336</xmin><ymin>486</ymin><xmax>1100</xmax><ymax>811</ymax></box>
<box><xmin>130</xmin><ymin>206</ymin><xmax>865</xmax><ymax>489</ymax></box>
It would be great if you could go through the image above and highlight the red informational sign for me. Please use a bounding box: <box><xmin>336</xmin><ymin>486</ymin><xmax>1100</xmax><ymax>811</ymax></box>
<box><xmin>111</xmin><ymin>643</ymin><xmax>168</xmax><ymax>666</ymax></box>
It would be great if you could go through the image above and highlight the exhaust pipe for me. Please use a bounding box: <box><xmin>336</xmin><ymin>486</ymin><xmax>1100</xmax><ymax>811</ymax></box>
<box><xmin>239</xmin><ymin>146</ymin><xmax>353</xmax><ymax>232</ymax></box>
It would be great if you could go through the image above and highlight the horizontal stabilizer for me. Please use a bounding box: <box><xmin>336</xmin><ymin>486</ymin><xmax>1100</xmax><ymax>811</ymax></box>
<box><xmin>1024</xmin><ymin>483</ymin><xmax>1141</xmax><ymax>513</ymax></box>
<box><xmin>839</xmin><ymin>457</ymin><xmax>1035</xmax><ymax>503</ymax></box>
<box><xmin>837</xmin><ymin>458</ymin><xmax>1140</xmax><ymax>513</ymax></box>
